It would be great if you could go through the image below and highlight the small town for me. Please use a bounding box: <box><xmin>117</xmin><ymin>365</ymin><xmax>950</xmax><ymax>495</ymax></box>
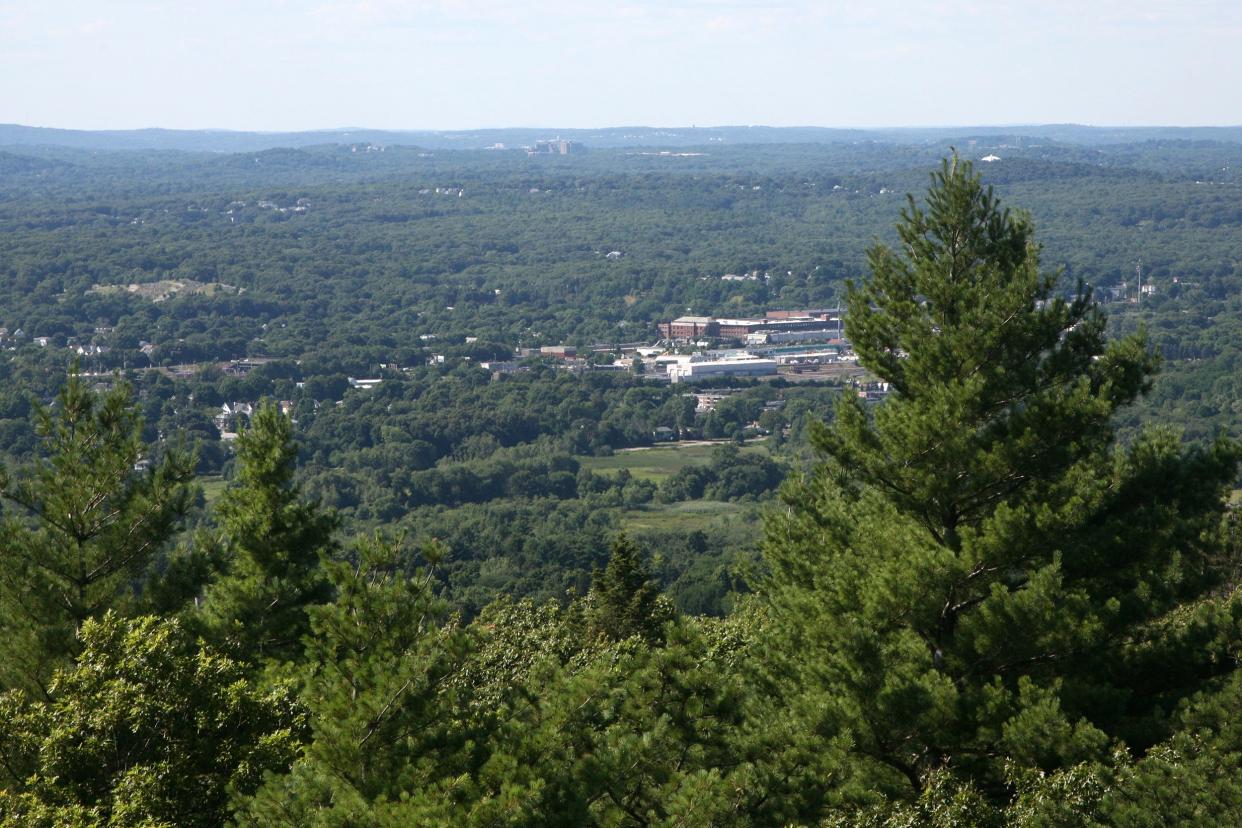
<box><xmin>2</xmin><ymin>2</ymin><xmax>1238</xmax><ymax>824</ymax></box>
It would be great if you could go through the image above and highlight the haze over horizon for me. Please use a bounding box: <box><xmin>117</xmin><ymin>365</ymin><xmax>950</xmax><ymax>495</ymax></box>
<box><xmin>8</xmin><ymin>121</ymin><xmax>1242</xmax><ymax>135</ymax></box>
<box><xmin>3</xmin><ymin>1</ymin><xmax>1239</xmax><ymax>133</ymax></box>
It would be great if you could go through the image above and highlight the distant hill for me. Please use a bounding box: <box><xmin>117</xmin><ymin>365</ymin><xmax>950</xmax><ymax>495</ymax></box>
<box><xmin>0</xmin><ymin>149</ymin><xmax>74</xmax><ymax>175</ymax></box>
<box><xmin>3</xmin><ymin>123</ymin><xmax>1242</xmax><ymax>153</ymax></box>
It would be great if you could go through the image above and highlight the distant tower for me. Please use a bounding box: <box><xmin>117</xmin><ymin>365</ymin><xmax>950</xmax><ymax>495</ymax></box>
<box><xmin>1136</xmin><ymin>259</ymin><xmax>1142</xmax><ymax>305</ymax></box>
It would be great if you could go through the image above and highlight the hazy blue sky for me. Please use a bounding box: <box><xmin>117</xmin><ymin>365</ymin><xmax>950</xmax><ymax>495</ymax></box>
<box><xmin>2</xmin><ymin>0</ymin><xmax>1238</xmax><ymax>130</ymax></box>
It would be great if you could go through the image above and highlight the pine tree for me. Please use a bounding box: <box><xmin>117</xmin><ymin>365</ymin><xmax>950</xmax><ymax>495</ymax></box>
<box><xmin>233</xmin><ymin>535</ymin><xmax>474</xmax><ymax>826</ymax></box>
<box><xmin>200</xmin><ymin>401</ymin><xmax>337</xmax><ymax>664</ymax></box>
<box><xmin>0</xmin><ymin>373</ymin><xmax>195</xmax><ymax>695</ymax></box>
<box><xmin>465</xmin><ymin>615</ymin><xmax>761</xmax><ymax>826</ymax></box>
<box><xmin>589</xmin><ymin>533</ymin><xmax>673</xmax><ymax>644</ymax></box>
<box><xmin>763</xmin><ymin>156</ymin><xmax>1241</xmax><ymax>800</ymax></box>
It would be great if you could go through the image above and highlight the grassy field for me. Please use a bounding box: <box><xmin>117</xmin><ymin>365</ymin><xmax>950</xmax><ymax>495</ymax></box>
<box><xmin>198</xmin><ymin>439</ymin><xmax>774</xmax><ymax>537</ymax></box>
<box><xmin>199</xmin><ymin>475</ymin><xmax>227</xmax><ymax>505</ymax></box>
<box><xmin>618</xmin><ymin>499</ymin><xmax>763</xmax><ymax>535</ymax></box>
<box><xmin>579</xmin><ymin>440</ymin><xmax>770</xmax><ymax>484</ymax></box>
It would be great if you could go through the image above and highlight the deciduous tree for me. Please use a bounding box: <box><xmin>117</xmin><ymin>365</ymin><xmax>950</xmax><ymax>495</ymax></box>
<box><xmin>0</xmin><ymin>613</ymin><xmax>301</xmax><ymax>828</ymax></box>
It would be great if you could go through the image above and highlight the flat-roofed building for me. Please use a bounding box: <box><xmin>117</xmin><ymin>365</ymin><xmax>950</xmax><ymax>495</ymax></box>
<box><xmin>659</xmin><ymin>316</ymin><xmax>718</xmax><ymax>340</ymax></box>
<box><xmin>717</xmin><ymin>316</ymin><xmax>832</xmax><ymax>339</ymax></box>
<box><xmin>714</xmin><ymin>318</ymin><xmax>767</xmax><ymax>338</ymax></box>
<box><xmin>766</xmin><ymin>308</ymin><xmax>840</xmax><ymax>321</ymax></box>
<box><xmin>666</xmin><ymin>356</ymin><xmax>778</xmax><ymax>383</ymax></box>
<box><xmin>748</xmin><ymin>328</ymin><xmax>840</xmax><ymax>345</ymax></box>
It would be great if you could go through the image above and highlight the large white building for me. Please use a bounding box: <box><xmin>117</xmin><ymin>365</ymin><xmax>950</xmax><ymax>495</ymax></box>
<box><xmin>666</xmin><ymin>356</ymin><xmax>778</xmax><ymax>383</ymax></box>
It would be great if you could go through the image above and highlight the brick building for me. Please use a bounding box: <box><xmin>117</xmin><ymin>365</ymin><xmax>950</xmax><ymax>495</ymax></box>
<box><xmin>658</xmin><ymin>316</ymin><xmax>718</xmax><ymax>340</ymax></box>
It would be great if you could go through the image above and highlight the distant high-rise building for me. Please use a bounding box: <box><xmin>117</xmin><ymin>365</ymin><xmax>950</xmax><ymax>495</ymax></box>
<box><xmin>528</xmin><ymin>138</ymin><xmax>581</xmax><ymax>155</ymax></box>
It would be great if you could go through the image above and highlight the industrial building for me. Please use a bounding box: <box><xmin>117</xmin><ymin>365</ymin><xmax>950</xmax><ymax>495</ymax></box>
<box><xmin>665</xmin><ymin>356</ymin><xmax>778</xmax><ymax>383</ymax></box>
<box><xmin>660</xmin><ymin>313</ymin><xmax>842</xmax><ymax>341</ymax></box>
<box><xmin>765</xmin><ymin>308</ymin><xmax>841</xmax><ymax>321</ymax></box>
<box><xmin>746</xmin><ymin>329</ymin><xmax>841</xmax><ymax>346</ymax></box>
<box><xmin>658</xmin><ymin>316</ymin><xmax>719</xmax><ymax>339</ymax></box>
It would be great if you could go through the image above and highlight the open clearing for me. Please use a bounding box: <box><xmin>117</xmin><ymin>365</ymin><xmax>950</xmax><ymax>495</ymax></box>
<box><xmin>199</xmin><ymin>475</ymin><xmax>227</xmax><ymax>504</ymax></box>
<box><xmin>579</xmin><ymin>440</ymin><xmax>769</xmax><ymax>483</ymax></box>
<box><xmin>619</xmin><ymin>499</ymin><xmax>763</xmax><ymax>536</ymax></box>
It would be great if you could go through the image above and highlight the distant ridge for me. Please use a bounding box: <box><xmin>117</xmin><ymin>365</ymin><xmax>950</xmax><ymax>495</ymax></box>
<box><xmin>3</xmin><ymin>123</ymin><xmax>1242</xmax><ymax>153</ymax></box>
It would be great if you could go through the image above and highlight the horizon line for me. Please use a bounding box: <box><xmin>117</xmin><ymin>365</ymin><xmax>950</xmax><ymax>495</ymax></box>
<box><xmin>6</xmin><ymin>121</ymin><xmax>1242</xmax><ymax>135</ymax></box>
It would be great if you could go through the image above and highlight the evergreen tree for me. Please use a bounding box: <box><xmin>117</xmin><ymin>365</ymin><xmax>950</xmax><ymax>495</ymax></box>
<box><xmin>233</xmin><ymin>535</ymin><xmax>475</xmax><ymax>826</ymax></box>
<box><xmin>464</xmin><ymin>616</ymin><xmax>760</xmax><ymax>827</ymax></box>
<box><xmin>589</xmin><ymin>533</ymin><xmax>673</xmax><ymax>644</ymax></box>
<box><xmin>830</xmin><ymin>670</ymin><xmax>1242</xmax><ymax>826</ymax></box>
<box><xmin>0</xmin><ymin>373</ymin><xmax>195</xmax><ymax>695</ymax></box>
<box><xmin>200</xmin><ymin>402</ymin><xmax>338</xmax><ymax>664</ymax></box>
<box><xmin>763</xmin><ymin>156</ymin><xmax>1241</xmax><ymax>801</ymax></box>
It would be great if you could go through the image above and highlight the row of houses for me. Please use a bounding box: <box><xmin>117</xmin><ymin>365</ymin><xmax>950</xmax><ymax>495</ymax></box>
<box><xmin>213</xmin><ymin>400</ymin><xmax>296</xmax><ymax>439</ymax></box>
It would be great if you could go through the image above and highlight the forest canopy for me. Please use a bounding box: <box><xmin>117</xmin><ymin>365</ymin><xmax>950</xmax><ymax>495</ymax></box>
<box><xmin>0</xmin><ymin>152</ymin><xmax>1238</xmax><ymax>824</ymax></box>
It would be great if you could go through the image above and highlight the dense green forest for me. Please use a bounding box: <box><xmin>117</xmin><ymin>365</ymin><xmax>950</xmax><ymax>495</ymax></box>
<box><xmin>0</xmin><ymin>135</ymin><xmax>1241</xmax><ymax>822</ymax></box>
<box><xmin>3</xmin><ymin>132</ymin><xmax>1242</xmax><ymax>609</ymax></box>
<box><xmin>3</xmin><ymin>135</ymin><xmax>1241</xmax><ymax>428</ymax></box>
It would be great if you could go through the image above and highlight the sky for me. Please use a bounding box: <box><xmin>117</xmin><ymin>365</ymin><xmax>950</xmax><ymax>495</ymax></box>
<box><xmin>1</xmin><ymin>0</ymin><xmax>1239</xmax><ymax>131</ymax></box>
